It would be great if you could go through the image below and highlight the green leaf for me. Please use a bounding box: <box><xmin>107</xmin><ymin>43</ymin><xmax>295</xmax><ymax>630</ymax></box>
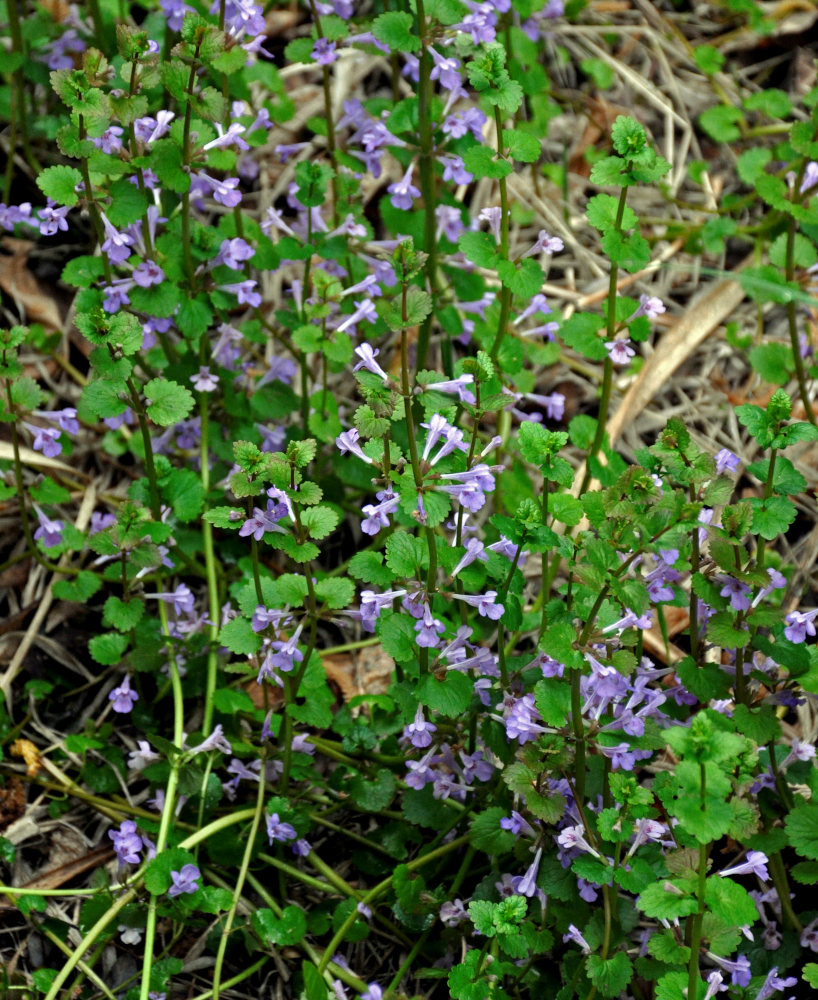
<box><xmin>62</xmin><ymin>255</ymin><xmax>106</xmax><ymax>288</ymax></box>
<box><xmin>163</xmin><ymin>468</ymin><xmax>205</xmax><ymax>522</ymax></box>
<box><xmin>36</xmin><ymin>165</ymin><xmax>83</xmax><ymax>206</ymax></box>
<box><xmin>586</xmin><ymin>952</ymin><xmax>633</xmax><ymax>999</ymax></box>
<box><xmin>419</xmin><ymin>671</ymin><xmax>472</xmax><ymax>716</ymax></box>
<box><xmin>791</xmin><ymin>861</ymin><xmax>818</xmax><ymax>884</ymax></box>
<box><xmin>748</xmin><ymin>495</ymin><xmax>796</xmax><ymax>540</ymax></box>
<box><xmin>144</xmin><ymin>378</ymin><xmax>195</xmax><ymax>426</ymax></box>
<box><xmin>468</xmin><ymin>900</ymin><xmax>497</xmax><ymax>936</ymax></box>
<box><xmin>103</xmin><ymin>596</ymin><xmax>144</xmax><ymax>632</ymax></box>
<box><xmin>52</xmin><ymin>571</ymin><xmax>102</xmax><ymax>603</ymax></box>
<box><xmin>496</xmin><ymin>258</ymin><xmax>544</xmax><ymax>297</ymax></box>
<box><xmin>469</xmin><ymin>807</ymin><xmax>517</xmax><ymax>854</ymax></box>
<box><xmin>315</xmin><ymin>577</ymin><xmax>354</xmax><ymax>609</ymax></box>
<box><xmin>704</xmin><ymin>876</ymin><xmax>758</xmax><ymax>928</ymax></box>
<box><xmin>144</xmin><ymin>847</ymin><xmax>198</xmax><ymax>895</ymax></box>
<box><xmin>302</xmin><ymin>961</ymin><xmax>327</xmax><ymax>1000</ymax></box>
<box><xmin>699</xmin><ymin>105</ymin><xmax>743</xmax><ymax>143</ymax></box>
<box><xmin>106</xmin><ymin>179</ymin><xmax>149</xmax><ymax>227</ymax></box>
<box><xmin>611</xmin><ymin>116</ymin><xmax>646</xmax><ymax>157</ymax></box>
<box><xmin>211</xmin><ymin>687</ymin><xmax>256</xmax><ymax>714</ymax></box>
<box><xmin>748</xmin><ymin>343</ymin><xmax>793</xmax><ymax>385</ymax></box>
<box><xmin>462</xmin><ymin>144</ymin><xmax>512</xmax><ymax>179</ymax></box>
<box><xmin>371</xmin><ymin>11</ymin><xmax>420</xmax><ymax>52</ymax></box>
<box><xmin>586</xmin><ymin>194</ymin><xmax>638</xmax><ymax>233</ymax></box>
<box><xmin>197</xmin><ymin>886</ymin><xmax>235</xmax><ymax>913</ymax></box>
<box><xmin>252</xmin><ymin>905</ymin><xmax>307</xmax><ymax>945</ymax></box>
<box><xmin>744</xmin><ymin>88</ymin><xmax>792</xmax><ymax>119</ymax></box>
<box><xmin>348</xmin><ymin>551</ymin><xmax>393</xmax><ymax>588</ymax></box>
<box><xmin>88</xmin><ymin>633</ymin><xmax>128</xmax><ymax>665</ymax></box>
<box><xmin>218</xmin><ymin>617</ymin><xmax>261</xmax><ymax>655</ymax></box>
<box><xmin>600</xmin><ymin>229</ymin><xmax>650</xmax><ymax>273</ymax></box>
<box><xmin>786</xmin><ymin>802</ymin><xmax>818</xmax><ymax>859</ymax></box>
<box><xmin>693</xmin><ymin>45</ymin><xmax>725</xmax><ymax>75</ymax></box>
<box><xmin>804</xmin><ymin>965</ymin><xmax>818</xmax><ymax>988</ymax></box>
<box><xmin>203</xmin><ymin>506</ymin><xmax>243</xmax><ymax>528</ymax></box>
<box><xmin>376</xmin><ymin>611</ymin><xmax>416</xmax><ymax>661</ymax></box>
<box><xmin>149</xmin><ymin>139</ymin><xmax>190</xmax><ymax>193</ymax></box>
<box><xmin>458</xmin><ymin>230</ymin><xmax>498</xmax><ymax>268</ymax></box>
<box><xmin>559</xmin><ymin>312</ymin><xmax>607</xmax><ymax>360</ymax></box>
<box><xmin>386</xmin><ymin>533</ymin><xmax>423</xmax><ymax>577</ymax></box>
<box><xmin>638</xmin><ymin>880</ymin><xmax>698</xmax><ymax>920</ymax></box>
<box><xmin>81</xmin><ymin>378</ymin><xmax>128</xmax><ymax>420</ymax></box>
<box><xmin>379</xmin><ymin>285</ymin><xmax>433</xmax><ymax>331</ymax></box>
<box><xmin>301</xmin><ymin>505</ymin><xmax>339</xmax><ymax>540</ymax></box>
<box><xmin>349</xmin><ymin>767</ymin><xmax>396</xmax><ymax>811</ymax></box>
<box><xmin>502</xmin><ymin>129</ymin><xmax>540</xmax><ymax>163</ymax></box>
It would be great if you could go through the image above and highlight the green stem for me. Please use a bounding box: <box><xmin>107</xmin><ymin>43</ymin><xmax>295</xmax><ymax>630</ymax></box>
<box><xmin>785</xmin><ymin>213</ymin><xmax>816</xmax><ymax>424</ymax></box>
<box><xmin>139</xmin><ymin>600</ymin><xmax>185</xmax><ymax>1000</ymax></box>
<box><xmin>489</xmin><ymin>108</ymin><xmax>511</xmax><ymax>362</ymax></box>
<box><xmin>211</xmin><ymin>749</ymin><xmax>267</xmax><ymax>1000</ymax></box>
<box><xmin>581</xmin><ymin>184</ymin><xmax>630</xmax><ymax>491</ymax></box>
<box><xmin>686</xmin><ymin>765</ymin><xmax>709</xmax><ymax>1000</ymax></box>
<box><xmin>199</xmin><ymin>377</ymin><xmax>221</xmax><ymax>736</ymax></box>
<box><xmin>317</xmin><ymin>834</ymin><xmax>470</xmax><ymax>974</ymax></box>
<box><xmin>415</xmin><ymin>0</ymin><xmax>436</xmax><ymax>371</ymax></box>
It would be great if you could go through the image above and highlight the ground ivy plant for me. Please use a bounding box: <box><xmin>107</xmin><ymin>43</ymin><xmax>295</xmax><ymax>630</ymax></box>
<box><xmin>1</xmin><ymin>1</ymin><xmax>818</xmax><ymax>1000</ymax></box>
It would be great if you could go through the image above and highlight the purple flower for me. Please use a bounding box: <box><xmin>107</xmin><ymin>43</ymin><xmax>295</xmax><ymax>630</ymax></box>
<box><xmin>512</xmin><ymin>846</ymin><xmax>543</xmax><ymax>898</ymax></box>
<box><xmin>38</xmin><ymin>200</ymin><xmax>71</xmax><ymax>236</ymax></box>
<box><xmin>312</xmin><ymin>37</ymin><xmax>337</xmax><ymax>64</ymax></box>
<box><xmin>415</xmin><ymin>607</ymin><xmax>445</xmax><ymax>648</ymax></box>
<box><xmin>718</xmin><ymin>576</ymin><xmax>751</xmax><ymax>612</ymax></box>
<box><xmin>784</xmin><ymin>608</ymin><xmax>818</xmax><ymax>643</ymax></box>
<box><xmin>605</xmin><ymin>338</ymin><xmax>636</xmax><ymax>365</ymax></box>
<box><xmin>101</xmin><ymin>213</ymin><xmax>134</xmax><ymax>264</ymax></box>
<box><xmin>33</xmin><ymin>506</ymin><xmax>64</xmax><ymax>548</ymax></box>
<box><xmin>423</xmin><ymin>373</ymin><xmax>476</xmax><ymax>404</ymax></box>
<box><xmin>703</xmin><ymin>970</ymin><xmax>727</xmax><ymax>1000</ymax></box>
<box><xmin>128</xmin><ymin>740</ymin><xmax>160</xmax><ymax>770</ymax></box>
<box><xmin>439</xmin><ymin>898</ymin><xmax>469</xmax><ymax>927</ymax></box>
<box><xmin>189</xmin><ymin>724</ymin><xmax>232</xmax><ymax>756</ymax></box>
<box><xmin>442</xmin><ymin>106</ymin><xmax>487</xmax><ymax>141</ymax></box>
<box><xmin>452</xmin><ymin>590</ymin><xmax>504</xmax><ymax>620</ymax></box>
<box><xmin>191</xmin><ymin>367</ymin><xmax>220</xmax><ymax>392</ymax></box>
<box><xmin>93</xmin><ymin>125</ymin><xmax>124</xmax><ymax>154</ymax></box>
<box><xmin>109</xmin><ymin>820</ymin><xmax>143</xmax><ymax>866</ymax></box>
<box><xmin>134</xmin><ymin>110</ymin><xmax>175</xmax><ymax>145</ymax></box>
<box><xmin>203</xmin><ymin>122</ymin><xmax>249</xmax><ymax>152</ymax></box>
<box><xmin>239</xmin><ymin>507</ymin><xmax>284</xmax><ymax>540</ymax></box>
<box><xmin>628</xmin><ymin>294</ymin><xmax>665</xmax><ymax>321</ymax></box>
<box><xmin>562</xmin><ymin>923</ymin><xmax>591</xmax><ymax>954</ymax></box>
<box><xmin>428</xmin><ymin>47</ymin><xmax>463</xmax><ymax>91</ymax></box>
<box><xmin>109</xmin><ymin>675</ymin><xmax>139</xmax><ymax>713</ymax></box>
<box><xmin>404</xmin><ymin>704</ymin><xmax>437</xmax><ymax>749</ymax></box>
<box><xmin>267</xmin><ymin>812</ymin><xmax>297</xmax><ymax>844</ymax></box>
<box><xmin>25</xmin><ymin>423</ymin><xmax>62</xmax><ymax>458</ymax></box>
<box><xmin>714</xmin><ymin>448</ymin><xmax>740</xmax><ymax>475</ymax></box>
<box><xmin>361</xmin><ymin>489</ymin><xmax>400</xmax><ymax>536</ymax></box>
<box><xmin>720</xmin><ymin>851</ymin><xmax>769</xmax><ymax>882</ymax></box>
<box><xmin>387</xmin><ymin>163</ymin><xmax>420</xmax><ymax>211</ymax></box>
<box><xmin>267</xmin><ymin>624</ymin><xmax>304</xmax><ymax>673</ymax></box>
<box><xmin>352</xmin><ymin>344</ymin><xmax>390</xmax><ymax>382</ymax></box>
<box><xmin>216</xmin><ymin>237</ymin><xmax>254</xmax><ymax>270</ymax></box>
<box><xmin>755</xmin><ymin>967</ymin><xmax>798</xmax><ymax>1000</ymax></box>
<box><xmin>168</xmin><ymin>863</ymin><xmax>201</xmax><ymax>897</ymax></box>
<box><xmin>521</xmin><ymin>229</ymin><xmax>563</xmax><ymax>258</ymax></box>
<box><xmin>147</xmin><ymin>584</ymin><xmax>196</xmax><ymax>617</ymax></box>
<box><xmin>219</xmin><ymin>280</ymin><xmax>261</xmax><ymax>307</ymax></box>
<box><xmin>336</xmin><ymin>428</ymin><xmax>374</xmax><ymax>464</ymax></box>
<box><xmin>132</xmin><ymin>259</ymin><xmax>165</xmax><ymax>287</ymax></box>
<box><xmin>293</xmin><ymin>838</ymin><xmax>311</xmax><ymax>856</ymax></box>
<box><xmin>503</xmin><ymin>693</ymin><xmax>550</xmax><ymax>744</ymax></box>
<box><xmin>500</xmin><ymin>810</ymin><xmax>536</xmax><ymax>838</ymax></box>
